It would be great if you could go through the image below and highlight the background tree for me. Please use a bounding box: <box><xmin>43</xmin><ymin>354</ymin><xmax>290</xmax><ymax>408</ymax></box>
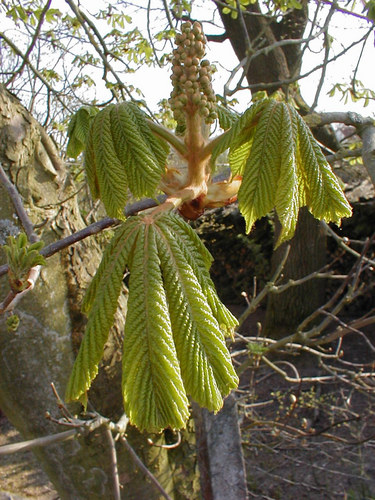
<box><xmin>0</xmin><ymin>1</ymin><xmax>374</xmax><ymax>499</ymax></box>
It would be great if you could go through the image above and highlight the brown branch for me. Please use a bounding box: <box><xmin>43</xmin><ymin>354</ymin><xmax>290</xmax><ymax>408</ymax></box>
<box><xmin>0</xmin><ymin>31</ymin><xmax>70</xmax><ymax>113</ymax></box>
<box><xmin>0</xmin><ymin>163</ymin><xmax>39</xmax><ymax>243</ymax></box>
<box><xmin>0</xmin><ymin>196</ymin><xmax>167</xmax><ymax>279</ymax></box>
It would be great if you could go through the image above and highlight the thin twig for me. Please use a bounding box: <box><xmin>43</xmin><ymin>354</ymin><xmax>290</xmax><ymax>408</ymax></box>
<box><xmin>118</xmin><ymin>436</ymin><xmax>173</xmax><ymax>500</ymax></box>
<box><xmin>238</xmin><ymin>245</ymin><xmax>290</xmax><ymax>327</ymax></box>
<box><xmin>104</xmin><ymin>427</ymin><xmax>121</xmax><ymax>500</ymax></box>
<box><xmin>0</xmin><ymin>430</ymin><xmax>76</xmax><ymax>456</ymax></box>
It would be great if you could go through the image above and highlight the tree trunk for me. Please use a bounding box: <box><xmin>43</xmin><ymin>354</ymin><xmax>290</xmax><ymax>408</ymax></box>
<box><xmin>0</xmin><ymin>85</ymin><xmax>176</xmax><ymax>499</ymax></box>
<box><xmin>263</xmin><ymin>208</ymin><xmax>326</xmax><ymax>338</ymax></box>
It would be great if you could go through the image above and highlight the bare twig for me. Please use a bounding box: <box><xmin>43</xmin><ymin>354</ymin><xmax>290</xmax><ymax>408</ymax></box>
<box><xmin>238</xmin><ymin>245</ymin><xmax>290</xmax><ymax>327</ymax></box>
<box><xmin>118</xmin><ymin>436</ymin><xmax>173</xmax><ymax>500</ymax></box>
<box><xmin>6</xmin><ymin>0</ymin><xmax>53</xmax><ymax>86</ymax></box>
<box><xmin>0</xmin><ymin>429</ymin><xmax>76</xmax><ymax>456</ymax></box>
<box><xmin>105</xmin><ymin>427</ymin><xmax>121</xmax><ymax>500</ymax></box>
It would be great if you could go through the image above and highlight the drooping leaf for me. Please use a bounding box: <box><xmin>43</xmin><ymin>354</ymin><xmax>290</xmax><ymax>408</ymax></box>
<box><xmin>237</xmin><ymin>99</ymin><xmax>283</xmax><ymax>236</ymax></box>
<box><xmin>273</xmin><ymin>103</ymin><xmax>300</xmax><ymax>243</ymax></box>
<box><xmin>65</xmin><ymin>221</ymin><xmax>140</xmax><ymax>407</ymax></box>
<box><xmin>89</xmin><ymin>104</ymin><xmax>129</xmax><ymax>219</ymax></box>
<box><xmin>155</xmin><ymin>219</ymin><xmax>238</xmax><ymax>412</ymax></box>
<box><xmin>84</xmin><ymin>102</ymin><xmax>169</xmax><ymax>218</ymax></box>
<box><xmin>294</xmin><ymin>111</ymin><xmax>352</xmax><ymax>224</ymax></box>
<box><xmin>122</xmin><ymin>222</ymin><xmax>189</xmax><ymax>432</ymax></box>
<box><xmin>66</xmin><ymin>106</ymin><xmax>98</xmax><ymax>159</ymax></box>
<box><xmin>228</xmin><ymin>99</ymin><xmax>352</xmax><ymax>245</ymax></box>
<box><xmin>216</xmin><ymin>104</ymin><xmax>240</xmax><ymax>131</ymax></box>
<box><xmin>110</xmin><ymin>102</ymin><xmax>168</xmax><ymax>198</ymax></box>
<box><xmin>66</xmin><ymin>212</ymin><xmax>238</xmax><ymax>432</ymax></box>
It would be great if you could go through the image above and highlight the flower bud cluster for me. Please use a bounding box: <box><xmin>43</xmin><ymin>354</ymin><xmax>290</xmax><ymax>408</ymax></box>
<box><xmin>169</xmin><ymin>21</ymin><xmax>217</xmax><ymax>124</ymax></box>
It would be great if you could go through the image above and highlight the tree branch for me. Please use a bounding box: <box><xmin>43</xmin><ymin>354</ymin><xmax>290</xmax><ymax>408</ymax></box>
<box><xmin>0</xmin><ymin>163</ymin><xmax>38</xmax><ymax>243</ymax></box>
<box><xmin>6</xmin><ymin>0</ymin><xmax>53</xmax><ymax>86</ymax></box>
<box><xmin>0</xmin><ymin>429</ymin><xmax>76</xmax><ymax>456</ymax></box>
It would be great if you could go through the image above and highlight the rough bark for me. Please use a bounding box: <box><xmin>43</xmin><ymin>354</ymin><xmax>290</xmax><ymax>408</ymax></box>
<box><xmin>264</xmin><ymin>208</ymin><xmax>327</xmax><ymax>338</ymax></box>
<box><xmin>0</xmin><ymin>85</ymin><xmax>174</xmax><ymax>499</ymax></box>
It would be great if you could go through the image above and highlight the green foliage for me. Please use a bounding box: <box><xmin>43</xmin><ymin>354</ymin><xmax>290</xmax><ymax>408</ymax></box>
<box><xmin>66</xmin><ymin>106</ymin><xmax>99</xmax><ymax>159</ymax></box>
<box><xmin>222</xmin><ymin>0</ymin><xmax>256</xmax><ymax>19</ymax></box>
<box><xmin>66</xmin><ymin>212</ymin><xmax>238</xmax><ymax>432</ymax></box>
<box><xmin>84</xmin><ymin>101</ymin><xmax>169</xmax><ymax>218</ymax></box>
<box><xmin>2</xmin><ymin>233</ymin><xmax>46</xmax><ymax>292</ymax></box>
<box><xmin>328</xmin><ymin>80</ymin><xmax>375</xmax><ymax>108</ymax></box>
<box><xmin>216</xmin><ymin>104</ymin><xmax>240</xmax><ymax>131</ymax></box>
<box><xmin>365</xmin><ymin>0</ymin><xmax>375</xmax><ymax>21</ymax></box>
<box><xmin>6</xmin><ymin>314</ymin><xmax>20</xmax><ymax>332</ymax></box>
<box><xmin>213</xmin><ymin>99</ymin><xmax>352</xmax><ymax>245</ymax></box>
<box><xmin>211</xmin><ymin>99</ymin><xmax>267</xmax><ymax>167</ymax></box>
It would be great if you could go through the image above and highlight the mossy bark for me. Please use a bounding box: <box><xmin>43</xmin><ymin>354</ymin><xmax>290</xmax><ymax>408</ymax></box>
<box><xmin>0</xmin><ymin>85</ymin><xmax>176</xmax><ymax>499</ymax></box>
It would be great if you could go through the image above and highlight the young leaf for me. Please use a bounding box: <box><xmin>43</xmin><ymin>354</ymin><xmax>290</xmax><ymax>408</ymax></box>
<box><xmin>216</xmin><ymin>104</ymin><xmax>240</xmax><ymax>131</ymax></box>
<box><xmin>122</xmin><ymin>223</ymin><xmax>189</xmax><ymax>432</ymax></box>
<box><xmin>110</xmin><ymin>102</ymin><xmax>168</xmax><ymax>198</ymax></box>
<box><xmin>65</xmin><ymin>221</ymin><xmax>140</xmax><ymax>407</ymax></box>
<box><xmin>84</xmin><ymin>102</ymin><xmax>169</xmax><ymax>218</ymax></box>
<box><xmin>155</xmin><ymin>220</ymin><xmax>238</xmax><ymax>411</ymax></box>
<box><xmin>3</xmin><ymin>233</ymin><xmax>46</xmax><ymax>292</ymax></box>
<box><xmin>66</xmin><ymin>106</ymin><xmax>98</xmax><ymax>159</ymax></box>
<box><xmin>294</xmin><ymin>111</ymin><xmax>352</xmax><ymax>224</ymax></box>
<box><xmin>237</xmin><ymin>99</ymin><xmax>284</xmax><ymax>236</ymax></box>
<box><xmin>66</xmin><ymin>212</ymin><xmax>238</xmax><ymax>432</ymax></box>
<box><xmin>210</xmin><ymin>99</ymin><xmax>266</xmax><ymax>168</ymax></box>
<box><xmin>229</xmin><ymin>99</ymin><xmax>352</xmax><ymax>245</ymax></box>
<box><xmin>88</xmin><ymin>104</ymin><xmax>129</xmax><ymax>219</ymax></box>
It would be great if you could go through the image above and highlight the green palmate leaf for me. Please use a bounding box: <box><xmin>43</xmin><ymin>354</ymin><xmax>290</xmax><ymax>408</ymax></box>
<box><xmin>157</xmin><ymin>215</ymin><xmax>237</xmax><ymax>336</ymax></box>
<box><xmin>65</xmin><ymin>221</ymin><xmax>140</xmax><ymax>407</ymax></box>
<box><xmin>155</xmin><ymin>221</ymin><xmax>238</xmax><ymax>411</ymax></box>
<box><xmin>273</xmin><ymin>103</ymin><xmax>300</xmax><ymax>243</ymax></box>
<box><xmin>66</xmin><ymin>106</ymin><xmax>99</xmax><ymax>159</ymax></box>
<box><xmin>122</xmin><ymin>223</ymin><xmax>189</xmax><ymax>431</ymax></box>
<box><xmin>216</xmin><ymin>104</ymin><xmax>240</xmax><ymax>131</ymax></box>
<box><xmin>89</xmin><ymin>104</ymin><xmax>129</xmax><ymax>219</ymax></box>
<box><xmin>84</xmin><ymin>102</ymin><xmax>169</xmax><ymax>218</ymax></box>
<box><xmin>230</xmin><ymin>99</ymin><xmax>352</xmax><ymax>245</ymax></box>
<box><xmin>66</xmin><ymin>212</ymin><xmax>238</xmax><ymax>432</ymax></box>
<box><xmin>294</xmin><ymin>112</ymin><xmax>352</xmax><ymax>224</ymax></box>
<box><xmin>110</xmin><ymin>103</ymin><xmax>168</xmax><ymax>198</ymax></box>
<box><xmin>237</xmin><ymin>99</ymin><xmax>284</xmax><ymax>236</ymax></box>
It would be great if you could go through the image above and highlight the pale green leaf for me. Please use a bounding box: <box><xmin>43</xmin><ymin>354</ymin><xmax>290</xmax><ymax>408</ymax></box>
<box><xmin>238</xmin><ymin>99</ymin><xmax>283</xmax><ymax>233</ymax></box>
<box><xmin>122</xmin><ymin>223</ymin><xmax>189</xmax><ymax>432</ymax></box>
<box><xmin>65</xmin><ymin>221</ymin><xmax>140</xmax><ymax>406</ymax></box>
<box><xmin>273</xmin><ymin>103</ymin><xmax>300</xmax><ymax>244</ymax></box>
<box><xmin>89</xmin><ymin>105</ymin><xmax>129</xmax><ymax>219</ymax></box>
<box><xmin>155</xmin><ymin>221</ymin><xmax>238</xmax><ymax>411</ymax></box>
<box><xmin>295</xmin><ymin>111</ymin><xmax>352</xmax><ymax>223</ymax></box>
<box><xmin>211</xmin><ymin>99</ymin><xmax>266</xmax><ymax>168</ymax></box>
<box><xmin>110</xmin><ymin>103</ymin><xmax>167</xmax><ymax>198</ymax></box>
